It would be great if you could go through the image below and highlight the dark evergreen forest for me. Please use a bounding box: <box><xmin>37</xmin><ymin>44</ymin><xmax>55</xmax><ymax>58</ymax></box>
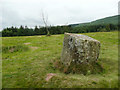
<box><xmin>1</xmin><ymin>24</ymin><xmax>118</xmax><ymax>37</ymax></box>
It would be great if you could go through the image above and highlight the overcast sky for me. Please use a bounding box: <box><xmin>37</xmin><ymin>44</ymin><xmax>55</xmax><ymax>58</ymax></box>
<box><xmin>0</xmin><ymin>0</ymin><xmax>119</xmax><ymax>30</ymax></box>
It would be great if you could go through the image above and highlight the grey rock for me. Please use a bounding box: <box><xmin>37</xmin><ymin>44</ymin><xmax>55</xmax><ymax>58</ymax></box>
<box><xmin>61</xmin><ymin>33</ymin><xmax>100</xmax><ymax>66</ymax></box>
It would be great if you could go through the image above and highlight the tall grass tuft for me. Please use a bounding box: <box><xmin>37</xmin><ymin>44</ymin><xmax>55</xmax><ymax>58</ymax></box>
<box><xmin>54</xmin><ymin>59</ymin><xmax>104</xmax><ymax>75</ymax></box>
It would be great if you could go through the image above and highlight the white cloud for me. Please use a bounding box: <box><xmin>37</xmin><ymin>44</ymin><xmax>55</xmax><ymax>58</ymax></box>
<box><xmin>1</xmin><ymin>0</ymin><xmax>119</xmax><ymax>30</ymax></box>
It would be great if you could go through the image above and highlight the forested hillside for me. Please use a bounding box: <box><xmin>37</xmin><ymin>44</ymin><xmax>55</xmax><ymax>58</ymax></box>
<box><xmin>1</xmin><ymin>15</ymin><xmax>119</xmax><ymax>37</ymax></box>
<box><xmin>70</xmin><ymin>15</ymin><xmax>119</xmax><ymax>27</ymax></box>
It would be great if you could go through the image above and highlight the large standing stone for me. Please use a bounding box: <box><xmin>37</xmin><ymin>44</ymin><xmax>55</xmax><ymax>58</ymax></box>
<box><xmin>61</xmin><ymin>33</ymin><xmax>100</xmax><ymax>67</ymax></box>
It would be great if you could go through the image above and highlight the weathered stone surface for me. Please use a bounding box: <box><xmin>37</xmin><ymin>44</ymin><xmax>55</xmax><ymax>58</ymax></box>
<box><xmin>61</xmin><ymin>33</ymin><xmax>100</xmax><ymax>66</ymax></box>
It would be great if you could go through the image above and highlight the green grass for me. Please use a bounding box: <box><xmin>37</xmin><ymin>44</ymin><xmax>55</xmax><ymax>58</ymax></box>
<box><xmin>2</xmin><ymin>31</ymin><xmax>118</xmax><ymax>88</ymax></box>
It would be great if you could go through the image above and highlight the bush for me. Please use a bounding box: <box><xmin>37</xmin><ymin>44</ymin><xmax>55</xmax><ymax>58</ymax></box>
<box><xmin>99</xmin><ymin>28</ymin><xmax>107</xmax><ymax>32</ymax></box>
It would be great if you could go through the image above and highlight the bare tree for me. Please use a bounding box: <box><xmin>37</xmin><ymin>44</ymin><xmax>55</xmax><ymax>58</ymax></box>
<box><xmin>41</xmin><ymin>11</ymin><xmax>50</xmax><ymax>36</ymax></box>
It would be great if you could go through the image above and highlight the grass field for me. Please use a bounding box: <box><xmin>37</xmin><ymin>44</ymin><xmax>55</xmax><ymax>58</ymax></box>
<box><xmin>2</xmin><ymin>31</ymin><xmax>118</xmax><ymax>88</ymax></box>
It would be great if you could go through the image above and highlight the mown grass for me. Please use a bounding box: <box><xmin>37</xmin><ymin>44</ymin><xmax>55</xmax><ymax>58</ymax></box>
<box><xmin>2</xmin><ymin>31</ymin><xmax>118</xmax><ymax>88</ymax></box>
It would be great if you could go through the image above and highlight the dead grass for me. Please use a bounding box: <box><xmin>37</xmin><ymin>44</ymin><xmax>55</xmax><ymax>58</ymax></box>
<box><xmin>30</xmin><ymin>46</ymin><xmax>38</xmax><ymax>50</ymax></box>
<box><xmin>37</xmin><ymin>36</ymin><xmax>42</xmax><ymax>37</ymax></box>
<box><xmin>9</xmin><ymin>48</ymin><xmax>15</xmax><ymax>53</ymax></box>
<box><xmin>24</xmin><ymin>42</ymin><xmax>31</xmax><ymax>45</ymax></box>
<box><xmin>45</xmin><ymin>73</ymin><xmax>56</xmax><ymax>81</ymax></box>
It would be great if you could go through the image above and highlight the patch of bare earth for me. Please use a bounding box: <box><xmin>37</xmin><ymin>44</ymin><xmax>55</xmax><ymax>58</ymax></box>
<box><xmin>24</xmin><ymin>36</ymin><xmax>35</xmax><ymax>38</ymax></box>
<box><xmin>24</xmin><ymin>43</ymin><xmax>31</xmax><ymax>45</ymax></box>
<box><xmin>9</xmin><ymin>48</ymin><xmax>15</xmax><ymax>53</ymax></box>
<box><xmin>30</xmin><ymin>46</ymin><xmax>38</xmax><ymax>50</ymax></box>
<box><xmin>53</xmin><ymin>35</ymin><xmax>61</xmax><ymax>37</ymax></box>
<box><xmin>37</xmin><ymin>36</ymin><xmax>42</xmax><ymax>37</ymax></box>
<box><xmin>45</xmin><ymin>73</ymin><xmax>56</xmax><ymax>81</ymax></box>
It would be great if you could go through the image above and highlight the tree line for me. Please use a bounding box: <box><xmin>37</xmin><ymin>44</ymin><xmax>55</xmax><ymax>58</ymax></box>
<box><xmin>1</xmin><ymin>24</ymin><xmax>118</xmax><ymax>37</ymax></box>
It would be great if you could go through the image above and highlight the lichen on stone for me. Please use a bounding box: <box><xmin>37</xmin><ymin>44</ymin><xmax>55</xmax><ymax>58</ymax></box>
<box><xmin>61</xmin><ymin>33</ymin><xmax>101</xmax><ymax>67</ymax></box>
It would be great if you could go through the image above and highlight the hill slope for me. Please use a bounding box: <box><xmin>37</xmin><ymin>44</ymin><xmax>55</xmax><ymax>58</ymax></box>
<box><xmin>70</xmin><ymin>15</ymin><xmax>119</xmax><ymax>27</ymax></box>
